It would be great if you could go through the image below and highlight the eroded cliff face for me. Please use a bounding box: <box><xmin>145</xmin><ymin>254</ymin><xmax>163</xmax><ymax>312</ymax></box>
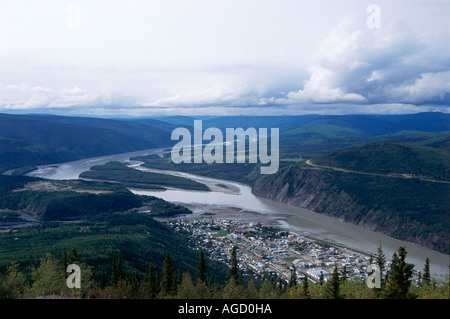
<box><xmin>253</xmin><ymin>166</ymin><xmax>359</xmax><ymax>217</ymax></box>
<box><xmin>251</xmin><ymin>165</ymin><xmax>446</xmax><ymax>253</ymax></box>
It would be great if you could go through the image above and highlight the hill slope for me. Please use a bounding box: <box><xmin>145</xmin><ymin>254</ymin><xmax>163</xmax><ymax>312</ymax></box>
<box><xmin>0</xmin><ymin>113</ymin><xmax>175</xmax><ymax>172</ymax></box>
<box><xmin>252</xmin><ymin>142</ymin><xmax>450</xmax><ymax>254</ymax></box>
<box><xmin>311</xmin><ymin>142</ymin><xmax>450</xmax><ymax>181</ymax></box>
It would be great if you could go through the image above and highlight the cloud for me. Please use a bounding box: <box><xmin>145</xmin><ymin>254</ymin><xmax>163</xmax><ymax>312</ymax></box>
<box><xmin>2</xmin><ymin>84</ymin><xmax>117</xmax><ymax>110</ymax></box>
<box><xmin>275</xmin><ymin>14</ymin><xmax>450</xmax><ymax>109</ymax></box>
<box><xmin>388</xmin><ymin>71</ymin><xmax>450</xmax><ymax>104</ymax></box>
<box><xmin>1</xmin><ymin>1</ymin><xmax>449</xmax><ymax>116</ymax></box>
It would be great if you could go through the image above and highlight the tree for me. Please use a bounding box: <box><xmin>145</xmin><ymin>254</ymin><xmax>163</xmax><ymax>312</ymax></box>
<box><xmin>259</xmin><ymin>279</ymin><xmax>277</xmax><ymax>299</ymax></box>
<box><xmin>117</xmin><ymin>251</ymin><xmax>123</xmax><ymax>281</ymax></box>
<box><xmin>61</xmin><ymin>251</ymin><xmax>69</xmax><ymax>273</ymax></box>
<box><xmin>28</xmin><ymin>254</ymin><xmax>67</xmax><ymax>298</ymax></box>
<box><xmin>100</xmin><ymin>270</ymin><xmax>107</xmax><ymax>289</ymax></box>
<box><xmin>319</xmin><ymin>271</ymin><xmax>324</xmax><ymax>286</ymax></box>
<box><xmin>376</xmin><ymin>244</ymin><xmax>386</xmax><ymax>282</ymax></box>
<box><xmin>341</xmin><ymin>265</ymin><xmax>347</xmax><ymax>283</ymax></box>
<box><xmin>222</xmin><ymin>277</ymin><xmax>245</xmax><ymax>299</ymax></box>
<box><xmin>245</xmin><ymin>279</ymin><xmax>259</xmax><ymax>299</ymax></box>
<box><xmin>289</xmin><ymin>265</ymin><xmax>297</xmax><ymax>288</ymax></box>
<box><xmin>325</xmin><ymin>266</ymin><xmax>343</xmax><ymax>299</ymax></box>
<box><xmin>194</xmin><ymin>278</ymin><xmax>209</xmax><ymax>299</ymax></box>
<box><xmin>0</xmin><ymin>262</ymin><xmax>25</xmax><ymax>299</ymax></box>
<box><xmin>161</xmin><ymin>252</ymin><xmax>176</xmax><ymax>297</ymax></box>
<box><xmin>70</xmin><ymin>247</ymin><xmax>82</xmax><ymax>264</ymax></box>
<box><xmin>112</xmin><ymin>256</ymin><xmax>118</xmax><ymax>287</ymax></box>
<box><xmin>196</xmin><ymin>249</ymin><xmax>207</xmax><ymax>284</ymax></box>
<box><xmin>302</xmin><ymin>274</ymin><xmax>310</xmax><ymax>299</ymax></box>
<box><xmin>228</xmin><ymin>246</ymin><xmax>239</xmax><ymax>283</ymax></box>
<box><xmin>177</xmin><ymin>273</ymin><xmax>197</xmax><ymax>299</ymax></box>
<box><xmin>384</xmin><ymin>246</ymin><xmax>415</xmax><ymax>299</ymax></box>
<box><xmin>142</xmin><ymin>263</ymin><xmax>158</xmax><ymax>298</ymax></box>
<box><xmin>422</xmin><ymin>258</ymin><xmax>431</xmax><ymax>287</ymax></box>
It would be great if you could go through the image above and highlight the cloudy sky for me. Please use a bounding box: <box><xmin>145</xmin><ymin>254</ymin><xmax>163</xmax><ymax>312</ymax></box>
<box><xmin>0</xmin><ymin>0</ymin><xmax>449</xmax><ymax>117</ymax></box>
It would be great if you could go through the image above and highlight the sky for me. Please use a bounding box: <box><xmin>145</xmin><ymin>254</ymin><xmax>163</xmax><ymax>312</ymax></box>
<box><xmin>0</xmin><ymin>0</ymin><xmax>449</xmax><ymax>117</ymax></box>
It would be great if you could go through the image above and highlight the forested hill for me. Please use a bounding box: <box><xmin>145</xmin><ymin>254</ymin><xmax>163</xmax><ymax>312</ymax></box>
<box><xmin>0</xmin><ymin>113</ymin><xmax>177</xmax><ymax>172</ymax></box>
<box><xmin>252</xmin><ymin>141</ymin><xmax>450</xmax><ymax>254</ymax></box>
<box><xmin>311</xmin><ymin>142</ymin><xmax>450</xmax><ymax>182</ymax></box>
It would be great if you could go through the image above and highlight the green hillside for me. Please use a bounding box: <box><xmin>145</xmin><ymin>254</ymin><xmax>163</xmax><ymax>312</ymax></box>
<box><xmin>0</xmin><ymin>211</ymin><xmax>227</xmax><ymax>285</ymax></box>
<box><xmin>0</xmin><ymin>175</ymin><xmax>191</xmax><ymax>220</ymax></box>
<box><xmin>0</xmin><ymin>175</ymin><xmax>219</xmax><ymax>284</ymax></box>
<box><xmin>312</xmin><ymin>142</ymin><xmax>450</xmax><ymax>181</ymax></box>
<box><xmin>0</xmin><ymin>113</ymin><xmax>175</xmax><ymax>172</ymax></box>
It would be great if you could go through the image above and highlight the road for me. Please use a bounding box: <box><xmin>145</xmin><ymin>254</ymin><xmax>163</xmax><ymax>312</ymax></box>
<box><xmin>305</xmin><ymin>160</ymin><xmax>450</xmax><ymax>184</ymax></box>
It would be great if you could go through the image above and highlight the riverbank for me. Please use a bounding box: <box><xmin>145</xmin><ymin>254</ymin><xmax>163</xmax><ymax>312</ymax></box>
<box><xmin>21</xmin><ymin>149</ymin><xmax>449</xmax><ymax>279</ymax></box>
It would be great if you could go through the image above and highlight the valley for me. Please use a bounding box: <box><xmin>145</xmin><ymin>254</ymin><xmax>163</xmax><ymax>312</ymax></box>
<box><xmin>0</xmin><ymin>112</ymin><xmax>449</xmax><ymax>298</ymax></box>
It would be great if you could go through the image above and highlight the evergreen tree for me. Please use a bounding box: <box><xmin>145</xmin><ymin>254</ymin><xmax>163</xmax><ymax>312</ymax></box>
<box><xmin>161</xmin><ymin>252</ymin><xmax>175</xmax><ymax>296</ymax></box>
<box><xmin>177</xmin><ymin>273</ymin><xmax>197</xmax><ymax>299</ymax></box>
<box><xmin>228</xmin><ymin>246</ymin><xmax>239</xmax><ymax>283</ymax></box>
<box><xmin>422</xmin><ymin>258</ymin><xmax>431</xmax><ymax>287</ymax></box>
<box><xmin>259</xmin><ymin>278</ymin><xmax>277</xmax><ymax>298</ymax></box>
<box><xmin>0</xmin><ymin>262</ymin><xmax>25</xmax><ymax>299</ymax></box>
<box><xmin>117</xmin><ymin>251</ymin><xmax>123</xmax><ymax>281</ymax></box>
<box><xmin>207</xmin><ymin>276</ymin><xmax>221</xmax><ymax>298</ymax></box>
<box><xmin>194</xmin><ymin>278</ymin><xmax>209</xmax><ymax>299</ymax></box>
<box><xmin>60</xmin><ymin>251</ymin><xmax>69</xmax><ymax>273</ymax></box>
<box><xmin>245</xmin><ymin>280</ymin><xmax>259</xmax><ymax>299</ymax></box>
<box><xmin>28</xmin><ymin>254</ymin><xmax>67</xmax><ymax>297</ymax></box>
<box><xmin>325</xmin><ymin>266</ymin><xmax>343</xmax><ymax>299</ymax></box>
<box><xmin>302</xmin><ymin>274</ymin><xmax>310</xmax><ymax>299</ymax></box>
<box><xmin>112</xmin><ymin>255</ymin><xmax>118</xmax><ymax>287</ymax></box>
<box><xmin>276</xmin><ymin>277</ymin><xmax>284</xmax><ymax>297</ymax></box>
<box><xmin>341</xmin><ymin>265</ymin><xmax>347</xmax><ymax>283</ymax></box>
<box><xmin>289</xmin><ymin>265</ymin><xmax>297</xmax><ymax>288</ymax></box>
<box><xmin>70</xmin><ymin>248</ymin><xmax>81</xmax><ymax>264</ymax></box>
<box><xmin>384</xmin><ymin>246</ymin><xmax>415</xmax><ymax>299</ymax></box>
<box><xmin>319</xmin><ymin>271</ymin><xmax>324</xmax><ymax>286</ymax></box>
<box><xmin>376</xmin><ymin>244</ymin><xmax>386</xmax><ymax>282</ymax></box>
<box><xmin>177</xmin><ymin>264</ymin><xmax>183</xmax><ymax>287</ymax></box>
<box><xmin>142</xmin><ymin>263</ymin><xmax>158</xmax><ymax>298</ymax></box>
<box><xmin>222</xmin><ymin>277</ymin><xmax>245</xmax><ymax>299</ymax></box>
<box><xmin>196</xmin><ymin>249</ymin><xmax>207</xmax><ymax>284</ymax></box>
<box><xmin>130</xmin><ymin>272</ymin><xmax>141</xmax><ymax>298</ymax></box>
<box><xmin>100</xmin><ymin>269</ymin><xmax>107</xmax><ymax>289</ymax></box>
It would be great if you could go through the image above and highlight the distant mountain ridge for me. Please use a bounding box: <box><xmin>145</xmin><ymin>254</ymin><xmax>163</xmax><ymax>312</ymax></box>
<box><xmin>0</xmin><ymin>113</ymin><xmax>176</xmax><ymax>172</ymax></box>
<box><xmin>157</xmin><ymin>112</ymin><xmax>450</xmax><ymax>134</ymax></box>
<box><xmin>157</xmin><ymin>112</ymin><xmax>450</xmax><ymax>158</ymax></box>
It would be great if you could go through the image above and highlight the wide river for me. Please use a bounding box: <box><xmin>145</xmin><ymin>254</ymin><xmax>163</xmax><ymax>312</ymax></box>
<box><xmin>26</xmin><ymin>148</ymin><xmax>449</xmax><ymax>279</ymax></box>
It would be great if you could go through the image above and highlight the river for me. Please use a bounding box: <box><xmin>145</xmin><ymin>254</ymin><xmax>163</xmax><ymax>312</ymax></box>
<box><xmin>25</xmin><ymin>148</ymin><xmax>449</xmax><ymax>279</ymax></box>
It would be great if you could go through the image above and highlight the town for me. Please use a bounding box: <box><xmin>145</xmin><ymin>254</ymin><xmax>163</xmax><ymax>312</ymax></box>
<box><xmin>162</xmin><ymin>217</ymin><xmax>391</xmax><ymax>285</ymax></box>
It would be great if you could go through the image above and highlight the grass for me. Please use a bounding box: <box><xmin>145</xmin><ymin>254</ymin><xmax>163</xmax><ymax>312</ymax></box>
<box><xmin>214</xmin><ymin>230</ymin><xmax>230</xmax><ymax>237</ymax></box>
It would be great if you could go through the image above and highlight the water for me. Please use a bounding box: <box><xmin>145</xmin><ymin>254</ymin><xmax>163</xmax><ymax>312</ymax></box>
<box><xmin>26</xmin><ymin>148</ymin><xmax>168</xmax><ymax>180</ymax></box>
<box><xmin>25</xmin><ymin>149</ymin><xmax>450</xmax><ymax>279</ymax></box>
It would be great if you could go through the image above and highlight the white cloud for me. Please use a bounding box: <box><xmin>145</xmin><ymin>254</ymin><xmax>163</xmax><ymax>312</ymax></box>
<box><xmin>275</xmin><ymin>13</ymin><xmax>450</xmax><ymax>109</ymax></box>
<box><xmin>0</xmin><ymin>1</ymin><xmax>449</xmax><ymax>115</ymax></box>
<box><xmin>388</xmin><ymin>71</ymin><xmax>450</xmax><ymax>103</ymax></box>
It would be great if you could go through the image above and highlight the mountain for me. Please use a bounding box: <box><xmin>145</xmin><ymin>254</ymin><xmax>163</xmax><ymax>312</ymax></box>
<box><xmin>157</xmin><ymin>112</ymin><xmax>450</xmax><ymax>135</ymax></box>
<box><xmin>0</xmin><ymin>113</ymin><xmax>177</xmax><ymax>172</ymax></box>
<box><xmin>154</xmin><ymin>112</ymin><xmax>450</xmax><ymax>159</ymax></box>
